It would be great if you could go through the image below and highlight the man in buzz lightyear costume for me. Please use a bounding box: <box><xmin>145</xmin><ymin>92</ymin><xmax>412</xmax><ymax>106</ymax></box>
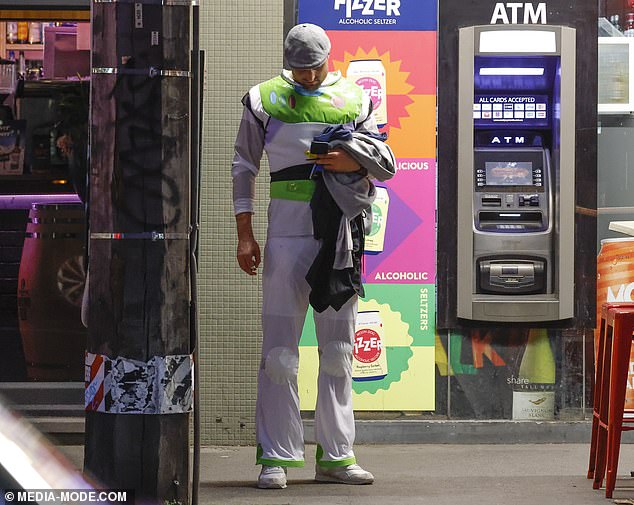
<box><xmin>232</xmin><ymin>23</ymin><xmax>394</xmax><ymax>489</ymax></box>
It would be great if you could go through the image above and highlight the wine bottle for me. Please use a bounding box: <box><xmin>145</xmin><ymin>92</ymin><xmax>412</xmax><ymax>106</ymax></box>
<box><xmin>625</xmin><ymin>13</ymin><xmax>634</xmax><ymax>37</ymax></box>
<box><xmin>6</xmin><ymin>22</ymin><xmax>17</xmax><ymax>44</ymax></box>
<box><xmin>512</xmin><ymin>328</ymin><xmax>556</xmax><ymax>420</ymax></box>
<box><xmin>16</xmin><ymin>22</ymin><xmax>28</xmax><ymax>44</ymax></box>
<box><xmin>612</xmin><ymin>14</ymin><xmax>623</xmax><ymax>32</ymax></box>
<box><xmin>28</xmin><ymin>22</ymin><xmax>42</xmax><ymax>44</ymax></box>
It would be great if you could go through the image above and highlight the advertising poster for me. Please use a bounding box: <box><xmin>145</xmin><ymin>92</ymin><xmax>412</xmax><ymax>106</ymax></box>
<box><xmin>296</xmin><ymin>0</ymin><xmax>437</xmax><ymax>411</ymax></box>
<box><xmin>435</xmin><ymin>329</ymin><xmax>576</xmax><ymax>419</ymax></box>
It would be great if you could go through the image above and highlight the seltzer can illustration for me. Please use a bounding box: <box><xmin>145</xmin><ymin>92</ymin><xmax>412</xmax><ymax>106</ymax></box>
<box><xmin>364</xmin><ymin>186</ymin><xmax>389</xmax><ymax>254</ymax></box>
<box><xmin>353</xmin><ymin>310</ymin><xmax>388</xmax><ymax>381</ymax></box>
<box><xmin>347</xmin><ymin>59</ymin><xmax>388</xmax><ymax>126</ymax></box>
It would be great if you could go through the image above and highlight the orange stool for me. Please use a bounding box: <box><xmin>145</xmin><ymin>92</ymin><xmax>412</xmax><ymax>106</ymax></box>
<box><xmin>588</xmin><ymin>302</ymin><xmax>634</xmax><ymax>480</ymax></box>
<box><xmin>592</xmin><ymin>305</ymin><xmax>634</xmax><ymax>498</ymax></box>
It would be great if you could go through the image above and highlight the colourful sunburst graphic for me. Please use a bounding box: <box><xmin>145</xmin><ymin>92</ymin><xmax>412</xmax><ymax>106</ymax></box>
<box><xmin>332</xmin><ymin>48</ymin><xmax>415</xmax><ymax>131</ymax></box>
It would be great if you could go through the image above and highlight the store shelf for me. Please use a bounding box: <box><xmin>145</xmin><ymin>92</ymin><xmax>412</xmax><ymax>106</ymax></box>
<box><xmin>0</xmin><ymin>167</ymin><xmax>74</xmax><ymax>196</ymax></box>
<box><xmin>0</xmin><ymin>0</ymin><xmax>89</xmax><ymax>8</ymax></box>
<box><xmin>609</xmin><ymin>221</ymin><xmax>634</xmax><ymax>235</ymax></box>
<box><xmin>6</xmin><ymin>43</ymin><xmax>42</xmax><ymax>51</ymax></box>
<box><xmin>0</xmin><ymin>23</ymin><xmax>45</xmax><ymax>62</ymax></box>
<box><xmin>0</xmin><ymin>1</ymin><xmax>90</xmax><ymax>22</ymax></box>
<box><xmin>0</xmin><ymin>182</ymin><xmax>74</xmax><ymax>195</ymax></box>
<box><xmin>0</xmin><ymin>172</ymin><xmax>68</xmax><ymax>181</ymax></box>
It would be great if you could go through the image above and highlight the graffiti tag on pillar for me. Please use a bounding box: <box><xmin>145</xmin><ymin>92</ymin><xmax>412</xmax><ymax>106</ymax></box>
<box><xmin>108</xmin><ymin>71</ymin><xmax>183</xmax><ymax>228</ymax></box>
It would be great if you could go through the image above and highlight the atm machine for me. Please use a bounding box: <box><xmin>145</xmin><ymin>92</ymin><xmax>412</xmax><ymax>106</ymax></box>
<box><xmin>456</xmin><ymin>25</ymin><xmax>576</xmax><ymax>322</ymax></box>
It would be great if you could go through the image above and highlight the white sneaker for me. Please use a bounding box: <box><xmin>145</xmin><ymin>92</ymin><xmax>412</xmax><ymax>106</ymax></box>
<box><xmin>315</xmin><ymin>463</ymin><xmax>374</xmax><ymax>485</ymax></box>
<box><xmin>257</xmin><ymin>465</ymin><xmax>287</xmax><ymax>489</ymax></box>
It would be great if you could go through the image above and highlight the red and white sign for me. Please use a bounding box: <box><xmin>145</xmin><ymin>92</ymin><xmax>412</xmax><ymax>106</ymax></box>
<box><xmin>354</xmin><ymin>328</ymin><xmax>383</xmax><ymax>363</ymax></box>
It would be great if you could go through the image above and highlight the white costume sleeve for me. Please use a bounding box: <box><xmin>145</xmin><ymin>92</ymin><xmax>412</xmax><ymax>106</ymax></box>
<box><xmin>339</xmin><ymin>94</ymin><xmax>395</xmax><ymax>182</ymax></box>
<box><xmin>354</xmin><ymin>94</ymin><xmax>380</xmax><ymax>135</ymax></box>
<box><xmin>231</xmin><ymin>103</ymin><xmax>265</xmax><ymax>215</ymax></box>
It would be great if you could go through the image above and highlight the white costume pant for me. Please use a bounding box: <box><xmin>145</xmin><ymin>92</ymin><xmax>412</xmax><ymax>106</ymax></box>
<box><xmin>256</xmin><ymin>235</ymin><xmax>357</xmax><ymax>467</ymax></box>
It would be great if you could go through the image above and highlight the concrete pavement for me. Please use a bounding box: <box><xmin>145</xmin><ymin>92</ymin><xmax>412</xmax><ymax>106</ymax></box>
<box><xmin>58</xmin><ymin>444</ymin><xmax>634</xmax><ymax>505</ymax></box>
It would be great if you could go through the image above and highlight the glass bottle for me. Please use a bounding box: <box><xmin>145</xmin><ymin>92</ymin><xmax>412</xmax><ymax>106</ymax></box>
<box><xmin>6</xmin><ymin>22</ymin><xmax>17</xmax><ymax>44</ymax></box>
<box><xmin>512</xmin><ymin>329</ymin><xmax>556</xmax><ymax>420</ymax></box>
<box><xmin>28</xmin><ymin>22</ymin><xmax>41</xmax><ymax>44</ymax></box>
<box><xmin>16</xmin><ymin>22</ymin><xmax>28</xmax><ymax>44</ymax></box>
<box><xmin>612</xmin><ymin>14</ymin><xmax>623</xmax><ymax>32</ymax></box>
<box><xmin>624</xmin><ymin>13</ymin><xmax>634</xmax><ymax>37</ymax></box>
<box><xmin>17</xmin><ymin>51</ymin><xmax>25</xmax><ymax>78</ymax></box>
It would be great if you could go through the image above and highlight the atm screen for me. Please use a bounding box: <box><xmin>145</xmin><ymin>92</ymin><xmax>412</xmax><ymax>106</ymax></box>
<box><xmin>485</xmin><ymin>162</ymin><xmax>533</xmax><ymax>186</ymax></box>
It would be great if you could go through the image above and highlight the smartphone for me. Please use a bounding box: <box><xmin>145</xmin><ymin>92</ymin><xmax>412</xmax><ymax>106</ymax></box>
<box><xmin>310</xmin><ymin>141</ymin><xmax>330</xmax><ymax>155</ymax></box>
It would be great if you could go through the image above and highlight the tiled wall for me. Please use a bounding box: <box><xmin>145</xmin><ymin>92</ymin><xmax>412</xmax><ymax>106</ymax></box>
<box><xmin>198</xmin><ymin>2</ymin><xmax>283</xmax><ymax>444</ymax></box>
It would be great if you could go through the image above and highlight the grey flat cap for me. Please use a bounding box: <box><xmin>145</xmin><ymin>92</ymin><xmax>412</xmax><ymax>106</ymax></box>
<box><xmin>284</xmin><ymin>23</ymin><xmax>331</xmax><ymax>69</ymax></box>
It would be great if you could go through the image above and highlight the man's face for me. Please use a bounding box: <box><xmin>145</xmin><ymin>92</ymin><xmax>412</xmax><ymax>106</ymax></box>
<box><xmin>291</xmin><ymin>61</ymin><xmax>329</xmax><ymax>91</ymax></box>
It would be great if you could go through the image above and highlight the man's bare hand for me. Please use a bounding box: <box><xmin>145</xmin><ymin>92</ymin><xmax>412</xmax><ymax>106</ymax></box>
<box><xmin>236</xmin><ymin>212</ymin><xmax>261</xmax><ymax>275</ymax></box>
<box><xmin>237</xmin><ymin>236</ymin><xmax>261</xmax><ymax>275</ymax></box>
<box><xmin>313</xmin><ymin>148</ymin><xmax>361</xmax><ymax>173</ymax></box>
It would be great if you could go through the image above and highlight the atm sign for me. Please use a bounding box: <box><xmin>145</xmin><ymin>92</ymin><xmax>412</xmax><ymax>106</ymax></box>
<box><xmin>490</xmin><ymin>3</ymin><xmax>547</xmax><ymax>24</ymax></box>
<box><xmin>474</xmin><ymin>95</ymin><xmax>549</xmax><ymax>125</ymax></box>
<box><xmin>478</xmin><ymin>96</ymin><xmax>536</xmax><ymax>104</ymax></box>
<box><xmin>491</xmin><ymin>136</ymin><xmax>526</xmax><ymax>145</ymax></box>
<box><xmin>475</xmin><ymin>131</ymin><xmax>543</xmax><ymax>148</ymax></box>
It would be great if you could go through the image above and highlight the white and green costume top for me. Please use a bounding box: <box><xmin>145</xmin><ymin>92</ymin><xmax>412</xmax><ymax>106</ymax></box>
<box><xmin>232</xmin><ymin>70</ymin><xmax>378</xmax><ymax>237</ymax></box>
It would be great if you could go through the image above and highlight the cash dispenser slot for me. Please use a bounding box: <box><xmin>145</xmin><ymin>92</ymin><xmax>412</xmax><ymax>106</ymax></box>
<box><xmin>477</xmin><ymin>211</ymin><xmax>545</xmax><ymax>231</ymax></box>
<box><xmin>477</xmin><ymin>258</ymin><xmax>547</xmax><ymax>295</ymax></box>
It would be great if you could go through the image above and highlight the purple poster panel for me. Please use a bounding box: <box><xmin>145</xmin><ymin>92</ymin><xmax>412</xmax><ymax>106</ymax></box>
<box><xmin>297</xmin><ymin>0</ymin><xmax>438</xmax><ymax>411</ymax></box>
